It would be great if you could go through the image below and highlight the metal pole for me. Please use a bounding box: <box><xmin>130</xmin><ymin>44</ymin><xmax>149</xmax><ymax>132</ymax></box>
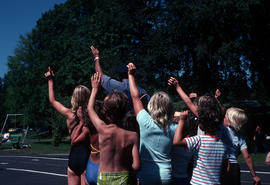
<box><xmin>1</xmin><ymin>115</ymin><xmax>9</xmax><ymax>134</ymax></box>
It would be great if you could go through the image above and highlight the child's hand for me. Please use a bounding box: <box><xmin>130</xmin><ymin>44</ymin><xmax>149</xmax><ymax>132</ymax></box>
<box><xmin>127</xmin><ymin>63</ymin><xmax>136</xmax><ymax>75</ymax></box>
<box><xmin>179</xmin><ymin>110</ymin><xmax>188</xmax><ymax>120</ymax></box>
<box><xmin>91</xmin><ymin>72</ymin><xmax>101</xmax><ymax>89</ymax></box>
<box><xmin>44</xmin><ymin>66</ymin><xmax>54</xmax><ymax>79</ymax></box>
<box><xmin>189</xmin><ymin>92</ymin><xmax>197</xmax><ymax>99</ymax></box>
<box><xmin>215</xmin><ymin>89</ymin><xmax>221</xmax><ymax>99</ymax></box>
<box><xmin>253</xmin><ymin>176</ymin><xmax>261</xmax><ymax>185</ymax></box>
<box><xmin>168</xmin><ymin>77</ymin><xmax>179</xmax><ymax>87</ymax></box>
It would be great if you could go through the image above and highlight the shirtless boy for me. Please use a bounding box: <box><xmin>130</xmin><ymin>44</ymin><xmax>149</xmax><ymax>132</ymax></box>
<box><xmin>87</xmin><ymin>72</ymin><xmax>140</xmax><ymax>185</ymax></box>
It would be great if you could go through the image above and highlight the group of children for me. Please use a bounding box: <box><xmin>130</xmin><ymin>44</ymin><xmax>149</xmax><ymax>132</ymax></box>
<box><xmin>45</xmin><ymin>45</ymin><xmax>262</xmax><ymax>185</ymax></box>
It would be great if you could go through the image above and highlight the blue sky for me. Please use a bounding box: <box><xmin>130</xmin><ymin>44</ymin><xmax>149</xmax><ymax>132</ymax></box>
<box><xmin>0</xmin><ymin>0</ymin><xmax>67</xmax><ymax>78</ymax></box>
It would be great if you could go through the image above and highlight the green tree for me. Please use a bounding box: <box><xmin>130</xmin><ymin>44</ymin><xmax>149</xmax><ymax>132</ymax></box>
<box><xmin>2</xmin><ymin>0</ymin><xmax>270</xmax><ymax>146</ymax></box>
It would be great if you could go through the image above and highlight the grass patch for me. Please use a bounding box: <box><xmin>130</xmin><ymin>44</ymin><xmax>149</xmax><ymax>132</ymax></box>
<box><xmin>0</xmin><ymin>133</ymin><xmax>71</xmax><ymax>154</ymax></box>
<box><xmin>238</xmin><ymin>153</ymin><xmax>267</xmax><ymax>165</ymax></box>
<box><xmin>0</xmin><ymin>142</ymin><xmax>70</xmax><ymax>154</ymax></box>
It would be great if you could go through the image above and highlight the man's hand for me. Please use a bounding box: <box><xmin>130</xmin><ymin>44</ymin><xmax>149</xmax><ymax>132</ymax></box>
<box><xmin>44</xmin><ymin>66</ymin><xmax>54</xmax><ymax>79</ymax></box>
<box><xmin>168</xmin><ymin>77</ymin><xmax>179</xmax><ymax>87</ymax></box>
<box><xmin>90</xmin><ymin>45</ymin><xmax>99</xmax><ymax>58</ymax></box>
<box><xmin>127</xmin><ymin>63</ymin><xmax>136</xmax><ymax>75</ymax></box>
<box><xmin>91</xmin><ymin>72</ymin><xmax>101</xmax><ymax>89</ymax></box>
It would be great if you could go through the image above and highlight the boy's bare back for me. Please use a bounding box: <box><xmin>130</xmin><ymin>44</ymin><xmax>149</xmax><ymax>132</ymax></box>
<box><xmin>98</xmin><ymin>123</ymin><xmax>139</xmax><ymax>173</ymax></box>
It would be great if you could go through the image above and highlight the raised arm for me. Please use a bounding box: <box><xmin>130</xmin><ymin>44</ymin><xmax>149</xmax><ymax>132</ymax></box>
<box><xmin>127</xmin><ymin>63</ymin><xmax>144</xmax><ymax>115</ymax></box>
<box><xmin>90</xmin><ymin>46</ymin><xmax>104</xmax><ymax>77</ymax></box>
<box><xmin>44</xmin><ymin>67</ymin><xmax>73</xmax><ymax>119</ymax></box>
<box><xmin>215</xmin><ymin>89</ymin><xmax>226</xmax><ymax>115</ymax></box>
<box><xmin>173</xmin><ymin>111</ymin><xmax>188</xmax><ymax>146</ymax></box>
<box><xmin>88</xmin><ymin>72</ymin><xmax>106</xmax><ymax>133</ymax></box>
<box><xmin>168</xmin><ymin>77</ymin><xmax>198</xmax><ymax>117</ymax></box>
<box><xmin>241</xmin><ymin>149</ymin><xmax>261</xmax><ymax>185</ymax></box>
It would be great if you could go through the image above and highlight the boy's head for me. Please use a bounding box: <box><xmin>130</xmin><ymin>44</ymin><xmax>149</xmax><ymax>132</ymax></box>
<box><xmin>197</xmin><ymin>95</ymin><xmax>223</xmax><ymax>135</ymax></box>
<box><xmin>101</xmin><ymin>92</ymin><xmax>129</xmax><ymax>125</ymax></box>
<box><xmin>147</xmin><ymin>91</ymin><xmax>174</xmax><ymax>129</ymax></box>
<box><xmin>121</xmin><ymin>111</ymin><xmax>140</xmax><ymax>134</ymax></box>
<box><xmin>224</xmin><ymin>107</ymin><xmax>247</xmax><ymax>132</ymax></box>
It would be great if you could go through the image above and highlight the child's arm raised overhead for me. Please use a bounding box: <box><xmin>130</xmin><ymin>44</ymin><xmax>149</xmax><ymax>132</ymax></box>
<box><xmin>127</xmin><ymin>63</ymin><xmax>144</xmax><ymax>115</ymax></box>
<box><xmin>173</xmin><ymin>111</ymin><xmax>188</xmax><ymax>146</ymax></box>
<box><xmin>215</xmin><ymin>89</ymin><xmax>226</xmax><ymax>115</ymax></box>
<box><xmin>88</xmin><ymin>72</ymin><xmax>106</xmax><ymax>133</ymax></box>
<box><xmin>168</xmin><ymin>77</ymin><xmax>198</xmax><ymax>117</ymax></box>
<box><xmin>44</xmin><ymin>67</ymin><xmax>73</xmax><ymax>120</ymax></box>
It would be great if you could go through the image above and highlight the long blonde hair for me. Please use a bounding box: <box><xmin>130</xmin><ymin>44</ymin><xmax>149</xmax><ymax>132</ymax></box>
<box><xmin>147</xmin><ymin>91</ymin><xmax>174</xmax><ymax>129</ymax></box>
<box><xmin>71</xmin><ymin>85</ymin><xmax>91</xmax><ymax>125</ymax></box>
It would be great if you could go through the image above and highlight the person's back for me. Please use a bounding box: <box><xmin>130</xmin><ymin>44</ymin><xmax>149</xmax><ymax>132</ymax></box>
<box><xmin>88</xmin><ymin>72</ymin><xmax>140</xmax><ymax>185</ymax></box>
<box><xmin>45</xmin><ymin>68</ymin><xmax>91</xmax><ymax>185</ymax></box>
<box><xmin>185</xmin><ymin>134</ymin><xmax>225</xmax><ymax>184</ymax></box>
<box><xmin>173</xmin><ymin>95</ymin><xmax>225</xmax><ymax>185</ymax></box>
<box><xmin>127</xmin><ymin>63</ymin><xmax>176</xmax><ymax>185</ymax></box>
<box><xmin>171</xmin><ymin>112</ymin><xmax>198</xmax><ymax>185</ymax></box>
<box><xmin>220</xmin><ymin>107</ymin><xmax>261</xmax><ymax>185</ymax></box>
<box><xmin>98</xmin><ymin>124</ymin><xmax>138</xmax><ymax>173</ymax></box>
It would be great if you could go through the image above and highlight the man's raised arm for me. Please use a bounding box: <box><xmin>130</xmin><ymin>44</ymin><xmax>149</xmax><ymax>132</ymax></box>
<box><xmin>90</xmin><ymin>46</ymin><xmax>104</xmax><ymax>77</ymax></box>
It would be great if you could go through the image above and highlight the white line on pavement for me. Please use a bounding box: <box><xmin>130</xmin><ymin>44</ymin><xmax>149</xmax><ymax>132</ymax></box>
<box><xmin>0</xmin><ymin>155</ymin><xmax>68</xmax><ymax>161</ymax></box>
<box><xmin>6</xmin><ymin>168</ymin><xmax>67</xmax><ymax>177</ymax></box>
<box><xmin>241</xmin><ymin>170</ymin><xmax>270</xmax><ymax>175</ymax></box>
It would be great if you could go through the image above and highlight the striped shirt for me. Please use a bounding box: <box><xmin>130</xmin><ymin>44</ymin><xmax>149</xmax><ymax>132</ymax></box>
<box><xmin>185</xmin><ymin>135</ymin><xmax>225</xmax><ymax>185</ymax></box>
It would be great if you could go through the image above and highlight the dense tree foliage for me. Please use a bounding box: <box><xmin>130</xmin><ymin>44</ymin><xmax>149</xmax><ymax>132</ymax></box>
<box><xmin>0</xmin><ymin>0</ymin><xmax>269</xmax><ymax>142</ymax></box>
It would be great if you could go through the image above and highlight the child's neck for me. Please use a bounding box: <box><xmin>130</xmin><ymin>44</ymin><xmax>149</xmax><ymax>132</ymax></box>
<box><xmin>205</xmin><ymin>133</ymin><xmax>219</xmax><ymax>139</ymax></box>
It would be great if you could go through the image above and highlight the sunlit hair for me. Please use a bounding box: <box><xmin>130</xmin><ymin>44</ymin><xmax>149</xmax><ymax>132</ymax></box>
<box><xmin>147</xmin><ymin>91</ymin><xmax>174</xmax><ymax>129</ymax></box>
<box><xmin>101</xmin><ymin>92</ymin><xmax>129</xmax><ymax>125</ymax></box>
<box><xmin>71</xmin><ymin>85</ymin><xmax>91</xmax><ymax>125</ymax></box>
<box><xmin>197</xmin><ymin>95</ymin><xmax>223</xmax><ymax>134</ymax></box>
<box><xmin>226</xmin><ymin>107</ymin><xmax>247</xmax><ymax>132</ymax></box>
<box><xmin>71</xmin><ymin>85</ymin><xmax>91</xmax><ymax>111</ymax></box>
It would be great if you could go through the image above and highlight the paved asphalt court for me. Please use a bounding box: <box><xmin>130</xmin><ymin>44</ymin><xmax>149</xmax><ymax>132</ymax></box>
<box><xmin>0</xmin><ymin>153</ymin><xmax>270</xmax><ymax>185</ymax></box>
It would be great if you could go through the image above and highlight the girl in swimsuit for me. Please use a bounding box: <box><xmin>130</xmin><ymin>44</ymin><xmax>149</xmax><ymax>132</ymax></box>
<box><xmin>85</xmin><ymin>100</ymin><xmax>102</xmax><ymax>185</ymax></box>
<box><xmin>45</xmin><ymin>67</ymin><xmax>90</xmax><ymax>185</ymax></box>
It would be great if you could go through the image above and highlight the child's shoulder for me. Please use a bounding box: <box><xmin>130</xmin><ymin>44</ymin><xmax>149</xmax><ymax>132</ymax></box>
<box><xmin>116</xmin><ymin>126</ymin><xmax>138</xmax><ymax>136</ymax></box>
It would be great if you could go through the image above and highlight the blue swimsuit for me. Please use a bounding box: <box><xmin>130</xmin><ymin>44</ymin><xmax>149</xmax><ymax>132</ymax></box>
<box><xmin>85</xmin><ymin>151</ymin><xmax>100</xmax><ymax>185</ymax></box>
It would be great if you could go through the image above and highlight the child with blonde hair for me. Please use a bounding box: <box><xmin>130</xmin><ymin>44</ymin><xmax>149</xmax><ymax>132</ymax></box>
<box><xmin>221</xmin><ymin>107</ymin><xmax>261</xmax><ymax>185</ymax></box>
